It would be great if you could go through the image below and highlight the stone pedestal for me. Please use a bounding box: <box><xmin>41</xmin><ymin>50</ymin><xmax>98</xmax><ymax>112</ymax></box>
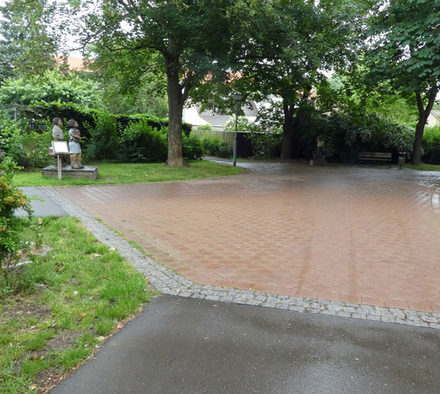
<box><xmin>42</xmin><ymin>165</ymin><xmax>98</xmax><ymax>180</ymax></box>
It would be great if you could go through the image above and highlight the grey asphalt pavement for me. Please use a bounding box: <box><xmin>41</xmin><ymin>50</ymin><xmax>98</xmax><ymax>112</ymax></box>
<box><xmin>51</xmin><ymin>296</ymin><xmax>440</xmax><ymax>394</ymax></box>
<box><xmin>16</xmin><ymin>187</ymin><xmax>68</xmax><ymax>217</ymax></box>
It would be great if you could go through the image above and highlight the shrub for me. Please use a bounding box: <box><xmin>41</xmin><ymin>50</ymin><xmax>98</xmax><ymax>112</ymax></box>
<box><xmin>246</xmin><ymin>131</ymin><xmax>282</xmax><ymax>158</ymax></box>
<box><xmin>200</xmin><ymin>134</ymin><xmax>231</xmax><ymax>158</ymax></box>
<box><xmin>0</xmin><ymin>111</ymin><xmax>52</xmax><ymax>168</ymax></box>
<box><xmin>85</xmin><ymin>112</ymin><xmax>120</xmax><ymax>161</ymax></box>
<box><xmin>118</xmin><ymin>120</ymin><xmax>168</xmax><ymax>162</ymax></box>
<box><xmin>196</xmin><ymin>124</ymin><xmax>213</xmax><ymax>131</ymax></box>
<box><xmin>182</xmin><ymin>134</ymin><xmax>204</xmax><ymax>160</ymax></box>
<box><xmin>17</xmin><ymin>102</ymin><xmax>192</xmax><ymax>140</ymax></box>
<box><xmin>0</xmin><ymin>158</ymin><xmax>34</xmax><ymax>288</ymax></box>
<box><xmin>310</xmin><ymin>112</ymin><xmax>414</xmax><ymax>162</ymax></box>
<box><xmin>422</xmin><ymin>126</ymin><xmax>440</xmax><ymax>164</ymax></box>
<box><xmin>0</xmin><ymin>111</ymin><xmax>21</xmax><ymax>158</ymax></box>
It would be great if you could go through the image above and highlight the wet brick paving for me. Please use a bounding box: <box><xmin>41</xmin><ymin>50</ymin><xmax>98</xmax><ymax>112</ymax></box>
<box><xmin>45</xmin><ymin>163</ymin><xmax>440</xmax><ymax>328</ymax></box>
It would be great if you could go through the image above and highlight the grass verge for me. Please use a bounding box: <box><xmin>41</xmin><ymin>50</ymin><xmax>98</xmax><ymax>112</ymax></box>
<box><xmin>405</xmin><ymin>163</ymin><xmax>440</xmax><ymax>171</ymax></box>
<box><xmin>0</xmin><ymin>217</ymin><xmax>157</xmax><ymax>393</ymax></box>
<box><xmin>13</xmin><ymin>160</ymin><xmax>242</xmax><ymax>187</ymax></box>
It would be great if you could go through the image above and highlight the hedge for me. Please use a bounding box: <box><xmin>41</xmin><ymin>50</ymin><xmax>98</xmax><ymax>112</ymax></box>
<box><xmin>14</xmin><ymin>101</ymin><xmax>192</xmax><ymax>139</ymax></box>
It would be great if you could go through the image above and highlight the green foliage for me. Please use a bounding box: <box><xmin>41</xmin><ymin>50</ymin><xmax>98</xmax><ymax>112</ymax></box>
<box><xmin>0</xmin><ymin>70</ymin><xmax>103</xmax><ymax>107</ymax></box>
<box><xmin>367</xmin><ymin>0</ymin><xmax>440</xmax><ymax>163</ymax></box>
<box><xmin>367</xmin><ymin>0</ymin><xmax>440</xmax><ymax>96</ymax></box>
<box><xmin>0</xmin><ymin>0</ymin><xmax>57</xmax><ymax>81</ymax></box>
<box><xmin>245</xmin><ymin>103</ymin><xmax>283</xmax><ymax>158</ymax></box>
<box><xmin>14</xmin><ymin>161</ymin><xmax>242</xmax><ymax>186</ymax></box>
<box><xmin>0</xmin><ymin>216</ymin><xmax>155</xmax><ymax>392</ymax></box>
<box><xmin>0</xmin><ymin>110</ymin><xmax>22</xmax><ymax>156</ymax></box>
<box><xmin>197</xmin><ymin>124</ymin><xmax>213</xmax><ymax>131</ymax></box>
<box><xmin>117</xmin><ymin>122</ymin><xmax>203</xmax><ymax>163</ymax></box>
<box><xmin>422</xmin><ymin>126</ymin><xmax>440</xmax><ymax>164</ymax></box>
<box><xmin>118</xmin><ymin>121</ymin><xmax>168</xmax><ymax>163</ymax></box>
<box><xmin>182</xmin><ymin>134</ymin><xmax>204</xmax><ymax>160</ymax></box>
<box><xmin>199</xmin><ymin>134</ymin><xmax>231</xmax><ymax>158</ymax></box>
<box><xmin>95</xmin><ymin>50</ymin><xmax>169</xmax><ymax>117</ymax></box>
<box><xmin>9</xmin><ymin>129</ymin><xmax>52</xmax><ymax>168</ymax></box>
<box><xmin>196</xmin><ymin>0</ymin><xmax>373</xmax><ymax>160</ymax></box>
<box><xmin>0</xmin><ymin>111</ymin><xmax>51</xmax><ymax>168</ymax></box>
<box><xmin>224</xmin><ymin>116</ymin><xmax>253</xmax><ymax>132</ymax></box>
<box><xmin>20</xmin><ymin>102</ymin><xmax>192</xmax><ymax>141</ymax></box>
<box><xmin>320</xmin><ymin>72</ymin><xmax>419</xmax><ymax>127</ymax></box>
<box><xmin>246</xmin><ymin>131</ymin><xmax>282</xmax><ymax>159</ymax></box>
<box><xmin>0</xmin><ymin>157</ymin><xmax>33</xmax><ymax>287</ymax></box>
<box><xmin>83</xmin><ymin>0</ymin><xmax>245</xmax><ymax>165</ymax></box>
<box><xmin>85</xmin><ymin>112</ymin><xmax>120</xmax><ymax>161</ymax></box>
<box><xmin>314</xmin><ymin>112</ymin><xmax>414</xmax><ymax>162</ymax></box>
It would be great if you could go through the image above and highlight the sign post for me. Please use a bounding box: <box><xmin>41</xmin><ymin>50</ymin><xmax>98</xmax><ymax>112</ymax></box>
<box><xmin>51</xmin><ymin>141</ymin><xmax>69</xmax><ymax>181</ymax></box>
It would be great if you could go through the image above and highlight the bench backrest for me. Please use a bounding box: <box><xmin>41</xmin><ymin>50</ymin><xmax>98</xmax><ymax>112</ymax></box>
<box><xmin>359</xmin><ymin>152</ymin><xmax>392</xmax><ymax>159</ymax></box>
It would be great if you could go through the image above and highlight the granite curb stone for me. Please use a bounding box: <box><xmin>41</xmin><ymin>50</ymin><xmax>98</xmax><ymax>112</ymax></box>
<box><xmin>42</xmin><ymin>186</ymin><xmax>440</xmax><ymax>330</ymax></box>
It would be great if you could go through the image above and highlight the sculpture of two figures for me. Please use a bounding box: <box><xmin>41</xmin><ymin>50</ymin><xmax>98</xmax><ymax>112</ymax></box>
<box><xmin>52</xmin><ymin>117</ymin><xmax>84</xmax><ymax>169</ymax></box>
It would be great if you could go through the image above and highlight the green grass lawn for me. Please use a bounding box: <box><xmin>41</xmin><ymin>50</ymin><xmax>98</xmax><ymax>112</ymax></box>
<box><xmin>13</xmin><ymin>160</ymin><xmax>242</xmax><ymax>187</ymax></box>
<box><xmin>0</xmin><ymin>217</ymin><xmax>157</xmax><ymax>393</ymax></box>
<box><xmin>405</xmin><ymin>163</ymin><xmax>440</xmax><ymax>171</ymax></box>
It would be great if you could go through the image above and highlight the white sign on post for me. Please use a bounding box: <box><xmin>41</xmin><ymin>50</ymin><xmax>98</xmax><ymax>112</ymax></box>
<box><xmin>52</xmin><ymin>141</ymin><xmax>69</xmax><ymax>154</ymax></box>
<box><xmin>51</xmin><ymin>141</ymin><xmax>69</xmax><ymax>180</ymax></box>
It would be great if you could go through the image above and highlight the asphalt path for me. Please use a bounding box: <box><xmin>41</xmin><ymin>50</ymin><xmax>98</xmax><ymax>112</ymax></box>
<box><xmin>51</xmin><ymin>296</ymin><xmax>440</xmax><ymax>394</ymax></box>
<box><xmin>16</xmin><ymin>187</ymin><xmax>68</xmax><ymax>217</ymax></box>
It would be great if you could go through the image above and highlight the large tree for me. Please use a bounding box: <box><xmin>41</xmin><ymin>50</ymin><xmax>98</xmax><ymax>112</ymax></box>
<box><xmin>367</xmin><ymin>0</ymin><xmax>440</xmax><ymax>164</ymax></box>
<box><xmin>200</xmin><ymin>0</ymin><xmax>373</xmax><ymax>160</ymax></box>
<box><xmin>0</xmin><ymin>0</ymin><xmax>58</xmax><ymax>82</ymax></box>
<box><xmin>82</xmin><ymin>0</ymin><xmax>236</xmax><ymax>166</ymax></box>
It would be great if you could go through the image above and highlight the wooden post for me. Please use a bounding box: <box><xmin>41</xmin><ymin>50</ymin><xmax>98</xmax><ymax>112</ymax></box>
<box><xmin>57</xmin><ymin>155</ymin><xmax>62</xmax><ymax>180</ymax></box>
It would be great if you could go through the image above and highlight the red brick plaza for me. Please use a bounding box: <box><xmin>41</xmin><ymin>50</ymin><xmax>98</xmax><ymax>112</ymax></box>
<box><xmin>58</xmin><ymin>163</ymin><xmax>440</xmax><ymax>313</ymax></box>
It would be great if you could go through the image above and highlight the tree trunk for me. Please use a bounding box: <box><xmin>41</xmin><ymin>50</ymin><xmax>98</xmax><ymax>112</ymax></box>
<box><xmin>411</xmin><ymin>118</ymin><xmax>427</xmax><ymax>165</ymax></box>
<box><xmin>411</xmin><ymin>89</ymin><xmax>437</xmax><ymax>165</ymax></box>
<box><xmin>166</xmin><ymin>63</ymin><xmax>184</xmax><ymax>167</ymax></box>
<box><xmin>280</xmin><ymin>102</ymin><xmax>295</xmax><ymax>160</ymax></box>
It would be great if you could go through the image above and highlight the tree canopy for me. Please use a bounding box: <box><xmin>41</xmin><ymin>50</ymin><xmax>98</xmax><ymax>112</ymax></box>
<box><xmin>0</xmin><ymin>0</ymin><xmax>58</xmax><ymax>81</ymax></box>
<box><xmin>0</xmin><ymin>69</ymin><xmax>102</xmax><ymax>107</ymax></box>
<box><xmin>367</xmin><ymin>0</ymin><xmax>440</xmax><ymax>164</ymax></box>
<box><xmin>194</xmin><ymin>0</ymin><xmax>373</xmax><ymax>159</ymax></box>
<box><xmin>82</xmin><ymin>0</ymin><xmax>238</xmax><ymax>166</ymax></box>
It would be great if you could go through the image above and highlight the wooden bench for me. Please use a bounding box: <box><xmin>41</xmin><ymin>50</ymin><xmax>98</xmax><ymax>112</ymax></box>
<box><xmin>358</xmin><ymin>152</ymin><xmax>392</xmax><ymax>166</ymax></box>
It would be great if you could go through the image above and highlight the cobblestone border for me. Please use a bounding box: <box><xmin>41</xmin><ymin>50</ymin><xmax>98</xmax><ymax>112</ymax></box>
<box><xmin>43</xmin><ymin>186</ymin><xmax>440</xmax><ymax>330</ymax></box>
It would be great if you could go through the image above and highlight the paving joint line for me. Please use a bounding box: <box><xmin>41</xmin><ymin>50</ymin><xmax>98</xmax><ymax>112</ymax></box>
<box><xmin>43</xmin><ymin>186</ymin><xmax>440</xmax><ymax>330</ymax></box>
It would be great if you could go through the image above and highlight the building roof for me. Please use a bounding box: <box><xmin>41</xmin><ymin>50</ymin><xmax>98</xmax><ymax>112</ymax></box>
<box><xmin>197</xmin><ymin>101</ymin><xmax>259</xmax><ymax>128</ymax></box>
<box><xmin>55</xmin><ymin>57</ymin><xmax>92</xmax><ymax>72</ymax></box>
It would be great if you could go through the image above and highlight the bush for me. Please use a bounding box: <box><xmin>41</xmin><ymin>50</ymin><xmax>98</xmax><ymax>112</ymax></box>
<box><xmin>246</xmin><ymin>131</ymin><xmax>282</xmax><ymax>158</ymax></box>
<box><xmin>118</xmin><ymin>120</ymin><xmax>168</xmax><ymax>162</ymax></box>
<box><xmin>0</xmin><ymin>111</ymin><xmax>21</xmax><ymax>157</ymax></box>
<box><xmin>200</xmin><ymin>134</ymin><xmax>231</xmax><ymax>158</ymax></box>
<box><xmin>422</xmin><ymin>126</ymin><xmax>440</xmax><ymax>164</ymax></box>
<box><xmin>0</xmin><ymin>111</ymin><xmax>52</xmax><ymax>168</ymax></box>
<box><xmin>17</xmin><ymin>102</ymin><xmax>192</xmax><ymax>140</ymax></box>
<box><xmin>0</xmin><ymin>158</ymin><xmax>34</xmax><ymax>288</ymax></box>
<box><xmin>182</xmin><ymin>134</ymin><xmax>204</xmax><ymax>160</ymax></box>
<box><xmin>308</xmin><ymin>112</ymin><xmax>414</xmax><ymax>162</ymax></box>
<box><xmin>196</xmin><ymin>124</ymin><xmax>213</xmax><ymax>131</ymax></box>
<box><xmin>85</xmin><ymin>112</ymin><xmax>120</xmax><ymax>161</ymax></box>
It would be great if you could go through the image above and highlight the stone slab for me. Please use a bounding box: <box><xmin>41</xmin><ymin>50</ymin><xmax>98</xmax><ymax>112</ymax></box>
<box><xmin>42</xmin><ymin>165</ymin><xmax>98</xmax><ymax>180</ymax></box>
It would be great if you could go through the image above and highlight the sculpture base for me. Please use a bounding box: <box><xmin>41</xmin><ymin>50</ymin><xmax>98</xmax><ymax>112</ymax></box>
<box><xmin>42</xmin><ymin>165</ymin><xmax>98</xmax><ymax>180</ymax></box>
